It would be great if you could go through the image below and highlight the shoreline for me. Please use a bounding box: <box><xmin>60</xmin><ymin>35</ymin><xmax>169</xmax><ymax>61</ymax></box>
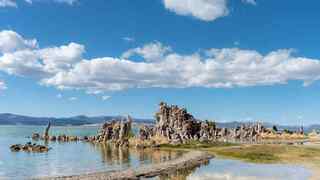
<box><xmin>35</xmin><ymin>151</ymin><xmax>213</xmax><ymax>180</ymax></box>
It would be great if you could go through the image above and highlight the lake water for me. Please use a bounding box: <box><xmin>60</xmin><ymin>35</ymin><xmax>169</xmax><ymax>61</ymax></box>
<box><xmin>0</xmin><ymin>125</ymin><xmax>183</xmax><ymax>179</ymax></box>
<box><xmin>0</xmin><ymin>125</ymin><xmax>313</xmax><ymax>180</ymax></box>
<box><xmin>187</xmin><ymin>158</ymin><xmax>312</xmax><ymax>180</ymax></box>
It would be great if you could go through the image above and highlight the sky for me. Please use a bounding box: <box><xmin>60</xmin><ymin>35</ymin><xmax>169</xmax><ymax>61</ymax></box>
<box><xmin>0</xmin><ymin>0</ymin><xmax>320</xmax><ymax>125</ymax></box>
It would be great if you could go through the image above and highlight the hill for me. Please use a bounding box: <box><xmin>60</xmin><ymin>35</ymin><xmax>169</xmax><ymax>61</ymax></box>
<box><xmin>0</xmin><ymin>113</ymin><xmax>153</xmax><ymax>126</ymax></box>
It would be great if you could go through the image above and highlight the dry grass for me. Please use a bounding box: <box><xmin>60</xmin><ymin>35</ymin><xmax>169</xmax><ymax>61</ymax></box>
<box><xmin>205</xmin><ymin>144</ymin><xmax>320</xmax><ymax>165</ymax></box>
<box><xmin>261</xmin><ymin>132</ymin><xmax>307</xmax><ymax>140</ymax></box>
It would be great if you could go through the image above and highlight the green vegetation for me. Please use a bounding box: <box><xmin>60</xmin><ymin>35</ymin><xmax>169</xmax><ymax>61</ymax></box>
<box><xmin>160</xmin><ymin>142</ymin><xmax>320</xmax><ymax>165</ymax></box>
<box><xmin>272</xmin><ymin>125</ymin><xmax>278</xmax><ymax>132</ymax></box>
<box><xmin>159</xmin><ymin>140</ymin><xmax>236</xmax><ymax>149</ymax></box>
<box><xmin>204</xmin><ymin>120</ymin><xmax>216</xmax><ymax>129</ymax></box>
<box><xmin>207</xmin><ymin>145</ymin><xmax>282</xmax><ymax>163</ymax></box>
<box><xmin>210</xmin><ymin>145</ymin><xmax>320</xmax><ymax>164</ymax></box>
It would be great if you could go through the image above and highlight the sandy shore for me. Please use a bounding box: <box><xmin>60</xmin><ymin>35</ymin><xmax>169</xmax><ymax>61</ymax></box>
<box><xmin>35</xmin><ymin>151</ymin><xmax>213</xmax><ymax>180</ymax></box>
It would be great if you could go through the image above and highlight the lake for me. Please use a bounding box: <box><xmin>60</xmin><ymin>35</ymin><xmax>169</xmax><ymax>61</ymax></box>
<box><xmin>0</xmin><ymin>125</ymin><xmax>313</xmax><ymax>180</ymax></box>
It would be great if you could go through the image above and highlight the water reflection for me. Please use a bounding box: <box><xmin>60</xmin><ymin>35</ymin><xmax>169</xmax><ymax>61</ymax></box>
<box><xmin>90</xmin><ymin>143</ymin><xmax>184</xmax><ymax>168</ymax></box>
<box><xmin>156</xmin><ymin>160</ymin><xmax>209</xmax><ymax>180</ymax></box>
<box><xmin>94</xmin><ymin>143</ymin><xmax>131</xmax><ymax>166</ymax></box>
<box><xmin>148</xmin><ymin>158</ymin><xmax>312</xmax><ymax>180</ymax></box>
<box><xmin>0</xmin><ymin>126</ymin><xmax>312</xmax><ymax>180</ymax></box>
<box><xmin>186</xmin><ymin>159</ymin><xmax>312</xmax><ymax>180</ymax></box>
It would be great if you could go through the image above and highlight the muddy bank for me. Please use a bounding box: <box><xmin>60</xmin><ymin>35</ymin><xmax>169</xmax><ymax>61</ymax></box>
<box><xmin>36</xmin><ymin>151</ymin><xmax>213</xmax><ymax>180</ymax></box>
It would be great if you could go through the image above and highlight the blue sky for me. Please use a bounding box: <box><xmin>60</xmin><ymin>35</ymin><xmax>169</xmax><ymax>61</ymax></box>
<box><xmin>0</xmin><ymin>0</ymin><xmax>320</xmax><ymax>125</ymax></box>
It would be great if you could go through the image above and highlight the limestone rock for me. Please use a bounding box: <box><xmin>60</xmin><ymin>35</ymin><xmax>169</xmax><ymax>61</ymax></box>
<box><xmin>152</xmin><ymin>102</ymin><xmax>266</xmax><ymax>144</ymax></box>
<box><xmin>139</xmin><ymin>125</ymin><xmax>154</xmax><ymax>141</ymax></box>
<box><xmin>95</xmin><ymin>115</ymin><xmax>133</xmax><ymax>147</ymax></box>
<box><xmin>32</xmin><ymin>133</ymin><xmax>40</xmax><ymax>140</ymax></box>
<box><xmin>10</xmin><ymin>142</ymin><xmax>50</xmax><ymax>153</ymax></box>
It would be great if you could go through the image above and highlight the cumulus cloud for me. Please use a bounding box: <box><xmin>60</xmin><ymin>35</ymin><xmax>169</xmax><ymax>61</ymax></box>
<box><xmin>0</xmin><ymin>80</ymin><xmax>7</xmax><ymax>90</ymax></box>
<box><xmin>122</xmin><ymin>42</ymin><xmax>171</xmax><ymax>62</ymax></box>
<box><xmin>0</xmin><ymin>31</ymin><xmax>84</xmax><ymax>78</ymax></box>
<box><xmin>0</xmin><ymin>30</ymin><xmax>37</xmax><ymax>53</ymax></box>
<box><xmin>1</xmin><ymin>30</ymin><xmax>320</xmax><ymax>94</ymax></box>
<box><xmin>242</xmin><ymin>0</ymin><xmax>257</xmax><ymax>5</ymax></box>
<box><xmin>38</xmin><ymin>42</ymin><xmax>85</xmax><ymax>73</ymax></box>
<box><xmin>0</xmin><ymin>0</ymin><xmax>16</xmax><ymax>7</ymax></box>
<box><xmin>163</xmin><ymin>0</ymin><xmax>229</xmax><ymax>21</ymax></box>
<box><xmin>43</xmin><ymin>48</ymin><xmax>320</xmax><ymax>92</ymax></box>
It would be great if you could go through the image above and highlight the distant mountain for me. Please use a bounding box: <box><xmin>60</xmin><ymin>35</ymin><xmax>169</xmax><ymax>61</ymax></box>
<box><xmin>0</xmin><ymin>113</ymin><xmax>153</xmax><ymax>126</ymax></box>
<box><xmin>0</xmin><ymin>113</ymin><xmax>319</xmax><ymax>133</ymax></box>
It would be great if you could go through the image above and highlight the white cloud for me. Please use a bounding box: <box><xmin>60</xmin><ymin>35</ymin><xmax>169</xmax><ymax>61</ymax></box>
<box><xmin>26</xmin><ymin>0</ymin><xmax>78</xmax><ymax>5</ymax></box>
<box><xmin>102</xmin><ymin>95</ymin><xmax>111</xmax><ymax>101</ymax></box>
<box><xmin>0</xmin><ymin>30</ymin><xmax>37</xmax><ymax>53</ymax></box>
<box><xmin>0</xmin><ymin>0</ymin><xmax>77</xmax><ymax>7</ymax></box>
<box><xmin>68</xmin><ymin>97</ymin><xmax>77</xmax><ymax>101</ymax></box>
<box><xmin>56</xmin><ymin>94</ymin><xmax>62</xmax><ymax>98</ymax></box>
<box><xmin>38</xmin><ymin>42</ymin><xmax>85</xmax><ymax>73</ymax></box>
<box><xmin>24</xmin><ymin>0</ymin><xmax>32</xmax><ymax>4</ymax></box>
<box><xmin>122</xmin><ymin>37</ymin><xmax>135</xmax><ymax>42</ymax></box>
<box><xmin>0</xmin><ymin>0</ymin><xmax>16</xmax><ymax>7</ymax></box>
<box><xmin>44</xmin><ymin>48</ymin><xmax>320</xmax><ymax>92</ymax></box>
<box><xmin>0</xmin><ymin>50</ymin><xmax>46</xmax><ymax>78</ymax></box>
<box><xmin>2</xmin><ymin>30</ymin><xmax>320</xmax><ymax>94</ymax></box>
<box><xmin>242</xmin><ymin>0</ymin><xmax>257</xmax><ymax>5</ymax></box>
<box><xmin>0</xmin><ymin>31</ymin><xmax>84</xmax><ymax>78</ymax></box>
<box><xmin>122</xmin><ymin>42</ymin><xmax>171</xmax><ymax>62</ymax></box>
<box><xmin>163</xmin><ymin>0</ymin><xmax>229</xmax><ymax>21</ymax></box>
<box><xmin>0</xmin><ymin>80</ymin><xmax>7</xmax><ymax>90</ymax></box>
<box><xmin>52</xmin><ymin>0</ymin><xmax>78</xmax><ymax>5</ymax></box>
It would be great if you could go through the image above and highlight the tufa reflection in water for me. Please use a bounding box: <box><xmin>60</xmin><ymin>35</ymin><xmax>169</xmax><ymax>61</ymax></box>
<box><xmin>89</xmin><ymin>143</ymin><xmax>185</xmax><ymax>167</ymax></box>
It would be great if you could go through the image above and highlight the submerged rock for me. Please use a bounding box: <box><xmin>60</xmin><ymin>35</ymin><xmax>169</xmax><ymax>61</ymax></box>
<box><xmin>10</xmin><ymin>143</ymin><xmax>50</xmax><ymax>153</ymax></box>
<box><xmin>50</xmin><ymin>136</ymin><xmax>56</xmax><ymax>141</ymax></box>
<box><xmin>32</xmin><ymin>133</ymin><xmax>40</xmax><ymax>140</ymax></box>
<box><xmin>10</xmin><ymin>144</ymin><xmax>23</xmax><ymax>152</ymax></box>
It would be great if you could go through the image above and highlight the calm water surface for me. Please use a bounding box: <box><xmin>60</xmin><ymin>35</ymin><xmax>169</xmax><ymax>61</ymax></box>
<box><xmin>0</xmin><ymin>125</ymin><xmax>313</xmax><ymax>180</ymax></box>
<box><xmin>0</xmin><ymin>125</ymin><xmax>182</xmax><ymax>179</ymax></box>
<box><xmin>186</xmin><ymin>158</ymin><xmax>312</xmax><ymax>180</ymax></box>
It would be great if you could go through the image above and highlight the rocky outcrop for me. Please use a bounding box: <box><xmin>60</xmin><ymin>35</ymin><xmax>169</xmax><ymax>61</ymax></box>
<box><xmin>43</xmin><ymin>121</ymin><xmax>51</xmax><ymax>140</ymax></box>
<box><xmin>154</xmin><ymin>102</ymin><xmax>199</xmax><ymax>144</ymax></box>
<box><xmin>30</xmin><ymin>116</ymin><xmax>133</xmax><ymax>147</ymax></box>
<box><xmin>10</xmin><ymin>142</ymin><xmax>50</xmax><ymax>153</ymax></box>
<box><xmin>154</xmin><ymin>102</ymin><xmax>216</xmax><ymax>144</ymax></box>
<box><xmin>94</xmin><ymin>116</ymin><xmax>133</xmax><ymax>147</ymax></box>
<box><xmin>32</xmin><ymin>121</ymin><xmax>51</xmax><ymax>141</ymax></box>
<box><xmin>138</xmin><ymin>125</ymin><xmax>154</xmax><ymax>141</ymax></box>
<box><xmin>153</xmin><ymin>102</ymin><xmax>267</xmax><ymax>144</ymax></box>
<box><xmin>32</xmin><ymin>133</ymin><xmax>40</xmax><ymax>140</ymax></box>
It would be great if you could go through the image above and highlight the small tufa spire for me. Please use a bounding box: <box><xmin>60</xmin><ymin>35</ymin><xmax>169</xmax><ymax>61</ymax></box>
<box><xmin>43</xmin><ymin>120</ymin><xmax>51</xmax><ymax>140</ymax></box>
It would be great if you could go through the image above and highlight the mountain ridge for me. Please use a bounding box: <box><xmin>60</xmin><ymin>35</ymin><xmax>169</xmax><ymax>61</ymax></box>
<box><xmin>0</xmin><ymin>113</ymin><xmax>153</xmax><ymax>126</ymax></box>
<box><xmin>0</xmin><ymin>113</ymin><xmax>319</xmax><ymax>133</ymax></box>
